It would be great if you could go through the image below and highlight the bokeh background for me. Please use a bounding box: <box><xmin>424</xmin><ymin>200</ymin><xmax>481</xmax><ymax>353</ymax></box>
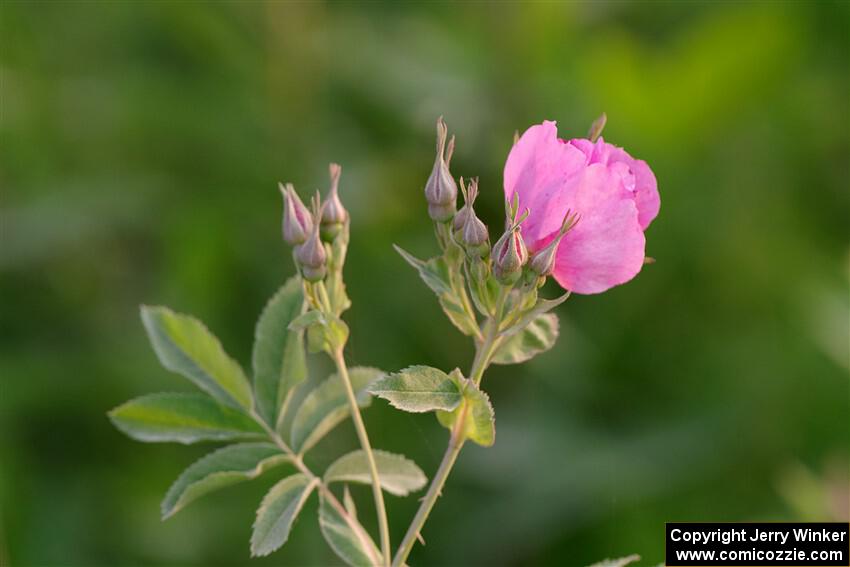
<box><xmin>1</xmin><ymin>1</ymin><xmax>848</xmax><ymax>566</ymax></box>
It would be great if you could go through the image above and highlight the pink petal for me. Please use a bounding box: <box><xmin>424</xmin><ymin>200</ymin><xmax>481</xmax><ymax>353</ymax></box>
<box><xmin>569</xmin><ymin>137</ymin><xmax>659</xmax><ymax>230</ymax></box>
<box><xmin>552</xmin><ymin>163</ymin><xmax>646</xmax><ymax>294</ymax></box>
<box><xmin>504</xmin><ymin>121</ymin><xmax>587</xmax><ymax>250</ymax></box>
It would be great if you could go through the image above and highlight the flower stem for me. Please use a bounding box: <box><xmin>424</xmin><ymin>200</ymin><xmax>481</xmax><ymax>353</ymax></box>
<box><xmin>391</xmin><ymin>287</ymin><xmax>507</xmax><ymax>566</ymax></box>
<box><xmin>390</xmin><ymin>418</ymin><xmax>465</xmax><ymax>567</ymax></box>
<box><xmin>332</xmin><ymin>348</ymin><xmax>392</xmax><ymax>567</ymax></box>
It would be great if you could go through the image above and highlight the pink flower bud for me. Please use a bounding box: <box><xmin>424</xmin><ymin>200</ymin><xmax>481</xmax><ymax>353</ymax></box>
<box><xmin>321</xmin><ymin>163</ymin><xmax>347</xmax><ymax>240</ymax></box>
<box><xmin>295</xmin><ymin>192</ymin><xmax>327</xmax><ymax>282</ymax></box>
<box><xmin>280</xmin><ymin>182</ymin><xmax>313</xmax><ymax>246</ymax></box>
<box><xmin>529</xmin><ymin>210</ymin><xmax>580</xmax><ymax>277</ymax></box>
<box><xmin>424</xmin><ymin>116</ymin><xmax>458</xmax><ymax>222</ymax></box>
<box><xmin>458</xmin><ymin>178</ymin><xmax>489</xmax><ymax>257</ymax></box>
<box><xmin>492</xmin><ymin>222</ymin><xmax>527</xmax><ymax>285</ymax></box>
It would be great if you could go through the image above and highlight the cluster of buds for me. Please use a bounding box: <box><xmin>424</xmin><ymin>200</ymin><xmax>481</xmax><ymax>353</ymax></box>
<box><xmin>279</xmin><ymin>164</ymin><xmax>349</xmax><ymax>282</ymax></box>
<box><xmin>422</xmin><ymin>117</ymin><xmax>581</xmax><ymax>295</ymax></box>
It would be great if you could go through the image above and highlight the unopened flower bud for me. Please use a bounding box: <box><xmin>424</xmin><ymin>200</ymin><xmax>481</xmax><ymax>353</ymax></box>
<box><xmin>280</xmin><ymin>182</ymin><xmax>313</xmax><ymax>246</ymax></box>
<box><xmin>458</xmin><ymin>178</ymin><xmax>489</xmax><ymax>257</ymax></box>
<box><xmin>452</xmin><ymin>203</ymin><xmax>471</xmax><ymax>234</ymax></box>
<box><xmin>492</xmin><ymin>224</ymin><xmax>527</xmax><ymax>285</ymax></box>
<box><xmin>321</xmin><ymin>163</ymin><xmax>347</xmax><ymax>240</ymax></box>
<box><xmin>529</xmin><ymin>209</ymin><xmax>580</xmax><ymax>277</ymax></box>
<box><xmin>424</xmin><ymin>117</ymin><xmax>457</xmax><ymax>222</ymax></box>
<box><xmin>295</xmin><ymin>193</ymin><xmax>327</xmax><ymax>282</ymax></box>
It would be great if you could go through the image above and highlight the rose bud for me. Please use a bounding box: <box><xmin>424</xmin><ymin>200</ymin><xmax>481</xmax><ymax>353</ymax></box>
<box><xmin>424</xmin><ymin>116</ymin><xmax>458</xmax><ymax>222</ymax></box>
<box><xmin>295</xmin><ymin>193</ymin><xmax>328</xmax><ymax>282</ymax></box>
<box><xmin>529</xmin><ymin>210</ymin><xmax>580</xmax><ymax>277</ymax></box>
<box><xmin>321</xmin><ymin>163</ymin><xmax>348</xmax><ymax>241</ymax></box>
<box><xmin>492</xmin><ymin>222</ymin><xmax>527</xmax><ymax>285</ymax></box>
<box><xmin>459</xmin><ymin>178</ymin><xmax>489</xmax><ymax>257</ymax></box>
<box><xmin>280</xmin><ymin>182</ymin><xmax>313</xmax><ymax>246</ymax></box>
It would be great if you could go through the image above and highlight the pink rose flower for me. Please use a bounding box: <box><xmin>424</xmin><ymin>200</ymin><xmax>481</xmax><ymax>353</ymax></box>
<box><xmin>504</xmin><ymin>121</ymin><xmax>659</xmax><ymax>294</ymax></box>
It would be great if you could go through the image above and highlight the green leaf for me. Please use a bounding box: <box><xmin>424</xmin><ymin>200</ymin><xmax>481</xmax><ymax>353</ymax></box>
<box><xmin>162</xmin><ymin>442</ymin><xmax>290</xmax><ymax>519</ymax></box>
<box><xmin>252</xmin><ymin>277</ymin><xmax>307</xmax><ymax>427</ymax></box>
<box><xmin>492</xmin><ymin>313</ymin><xmax>559</xmax><ymax>365</ymax></box>
<box><xmin>394</xmin><ymin>244</ymin><xmax>452</xmax><ymax>295</ymax></box>
<box><xmin>289</xmin><ymin>367</ymin><xmax>383</xmax><ymax>454</ymax></box>
<box><xmin>319</xmin><ymin>492</ymin><xmax>382</xmax><ymax>567</ymax></box>
<box><xmin>324</xmin><ymin>449</ymin><xmax>427</xmax><ymax>497</ymax></box>
<box><xmin>108</xmin><ymin>393</ymin><xmax>263</xmax><ymax>444</ymax></box>
<box><xmin>437</xmin><ymin>380</ymin><xmax>495</xmax><ymax>447</ymax></box>
<box><xmin>141</xmin><ymin>305</ymin><xmax>252</xmax><ymax>410</ymax></box>
<box><xmin>251</xmin><ymin>474</ymin><xmax>317</xmax><ymax>557</ymax></box>
<box><xmin>586</xmin><ymin>555</ymin><xmax>641</xmax><ymax>567</ymax></box>
<box><xmin>394</xmin><ymin>245</ymin><xmax>479</xmax><ymax>337</ymax></box>
<box><xmin>369</xmin><ymin>366</ymin><xmax>462</xmax><ymax>413</ymax></box>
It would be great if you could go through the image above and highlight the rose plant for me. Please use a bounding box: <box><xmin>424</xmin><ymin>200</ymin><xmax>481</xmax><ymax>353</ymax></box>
<box><xmin>109</xmin><ymin>114</ymin><xmax>658</xmax><ymax>566</ymax></box>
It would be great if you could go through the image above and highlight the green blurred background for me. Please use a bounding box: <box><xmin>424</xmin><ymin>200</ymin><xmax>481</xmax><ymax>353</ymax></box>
<box><xmin>1</xmin><ymin>1</ymin><xmax>848</xmax><ymax>566</ymax></box>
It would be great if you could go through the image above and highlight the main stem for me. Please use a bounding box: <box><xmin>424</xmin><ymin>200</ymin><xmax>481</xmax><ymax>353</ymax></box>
<box><xmin>391</xmin><ymin>300</ymin><xmax>505</xmax><ymax>567</ymax></box>
<box><xmin>332</xmin><ymin>348</ymin><xmax>392</xmax><ymax>567</ymax></box>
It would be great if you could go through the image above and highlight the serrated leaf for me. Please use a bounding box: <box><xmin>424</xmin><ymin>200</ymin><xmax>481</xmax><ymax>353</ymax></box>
<box><xmin>251</xmin><ymin>474</ymin><xmax>316</xmax><ymax>557</ymax></box>
<box><xmin>141</xmin><ymin>305</ymin><xmax>252</xmax><ymax>409</ymax></box>
<box><xmin>394</xmin><ymin>245</ymin><xmax>479</xmax><ymax>337</ymax></box>
<box><xmin>162</xmin><ymin>442</ymin><xmax>290</xmax><ymax>519</ymax></box>
<box><xmin>587</xmin><ymin>554</ymin><xmax>641</xmax><ymax>567</ymax></box>
<box><xmin>492</xmin><ymin>313</ymin><xmax>559</xmax><ymax>365</ymax></box>
<box><xmin>319</xmin><ymin>492</ymin><xmax>382</xmax><ymax>567</ymax></box>
<box><xmin>252</xmin><ymin>277</ymin><xmax>307</xmax><ymax>427</ymax></box>
<box><xmin>289</xmin><ymin>367</ymin><xmax>383</xmax><ymax>454</ymax></box>
<box><xmin>436</xmin><ymin>380</ymin><xmax>495</xmax><ymax>447</ymax></box>
<box><xmin>108</xmin><ymin>393</ymin><xmax>263</xmax><ymax>444</ymax></box>
<box><xmin>369</xmin><ymin>366</ymin><xmax>462</xmax><ymax>413</ymax></box>
<box><xmin>324</xmin><ymin>449</ymin><xmax>427</xmax><ymax>497</ymax></box>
